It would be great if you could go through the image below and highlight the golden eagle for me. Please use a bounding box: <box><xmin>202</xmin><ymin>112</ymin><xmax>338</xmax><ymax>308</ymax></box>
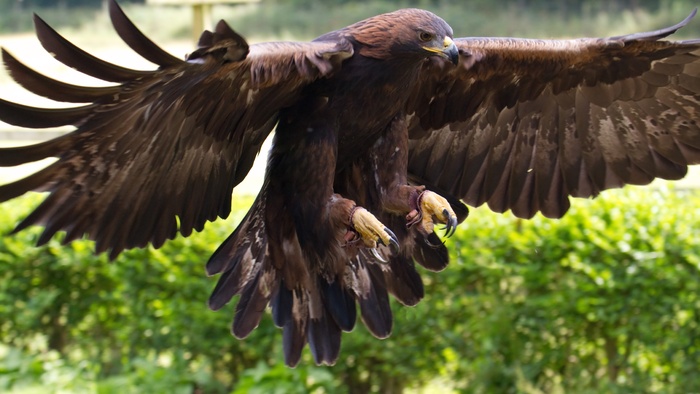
<box><xmin>2</xmin><ymin>0</ymin><xmax>700</xmax><ymax>366</ymax></box>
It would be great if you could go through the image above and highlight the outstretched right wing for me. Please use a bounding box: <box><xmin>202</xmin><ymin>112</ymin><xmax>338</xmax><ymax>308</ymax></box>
<box><xmin>407</xmin><ymin>11</ymin><xmax>700</xmax><ymax>219</ymax></box>
<box><xmin>0</xmin><ymin>0</ymin><xmax>353</xmax><ymax>259</ymax></box>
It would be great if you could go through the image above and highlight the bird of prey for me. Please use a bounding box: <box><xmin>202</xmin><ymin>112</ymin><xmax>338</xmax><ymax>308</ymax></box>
<box><xmin>1</xmin><ymin>0</ymin><xmax>700</xmax><ymax>366</ymax></box>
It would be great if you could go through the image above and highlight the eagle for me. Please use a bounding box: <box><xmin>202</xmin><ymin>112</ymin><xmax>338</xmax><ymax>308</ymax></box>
<box><xmin>1</xmin><ymin>0</ymin><xmax>700</xmax><ymax>366</ymax></box>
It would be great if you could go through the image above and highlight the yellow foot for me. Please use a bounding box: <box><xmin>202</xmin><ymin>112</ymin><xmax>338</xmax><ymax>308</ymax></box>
<box><xmin>407</xmin><ymin>190</ymin><xmax>458</xmax><ymax>236</ymax></box>
<box><xmin>348</xmin><ymin>207</ymin><xmax>399</xmax><ymax>253</ymax></box>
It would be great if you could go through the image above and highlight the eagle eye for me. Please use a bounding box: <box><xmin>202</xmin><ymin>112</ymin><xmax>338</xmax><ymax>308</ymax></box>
<box><xmin>418</xmin><ymin>31</ymin><xmax>434</xmax><ymax>42</ymax></box>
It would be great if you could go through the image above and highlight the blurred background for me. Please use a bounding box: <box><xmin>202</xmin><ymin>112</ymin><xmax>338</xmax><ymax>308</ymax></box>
<box><xmin>1</xmin><ymin>0</ymin><xmax>700</xmax><ymax>393</ymax></box>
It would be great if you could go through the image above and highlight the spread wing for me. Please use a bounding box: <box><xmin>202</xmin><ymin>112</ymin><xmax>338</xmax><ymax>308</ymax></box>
<box><xmin>407</xmin><ymin>11</ymin><xmax>700</xmax><ymax>219</ymax></box>
<box><xmin>0</xmin><ymin>0</ymin><xmax>353</xmax><ymax>258</ymax></box>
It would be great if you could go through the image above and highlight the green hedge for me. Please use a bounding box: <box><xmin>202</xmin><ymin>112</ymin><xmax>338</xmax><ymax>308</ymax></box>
<box><xmin>1</xmin><ymin>187</ymin><xmax>699</xmax><ymax>393</ymax></box>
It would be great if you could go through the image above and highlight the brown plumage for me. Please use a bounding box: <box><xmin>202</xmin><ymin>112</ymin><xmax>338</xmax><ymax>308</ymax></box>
<box><xmin>1</xmin><ymin>1</ymin><xmax>700</xmax><ymax>365</ymax></box>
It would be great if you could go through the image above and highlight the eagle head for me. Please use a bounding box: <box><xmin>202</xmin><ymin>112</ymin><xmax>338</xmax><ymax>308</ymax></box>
<box><xmin>344</xmin><ymin>8</ymin><xmax>459</xmax><ymax>65</ymax></box>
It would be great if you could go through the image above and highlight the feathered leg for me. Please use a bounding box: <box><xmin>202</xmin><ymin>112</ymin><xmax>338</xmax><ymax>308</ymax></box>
<box><xmin>331</xmin><ymin>115</ymin><xmax>468</xmax><ymax>340</ymax></box>
<box><xmin>338</xmin><ymin>115</ymin><xmax>467</xmax><ymax>261</ymax></box>
<box><xmin>374</xmin><ymin>116</ymin><xmax>462</xmax><ymax>238</ymax></box>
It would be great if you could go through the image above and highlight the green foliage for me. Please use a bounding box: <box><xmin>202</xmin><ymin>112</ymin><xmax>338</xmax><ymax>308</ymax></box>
<box><xmin>1</xmin><ymin>187</ymin><xmax>700</xmax><ymax>393</ymax></box>
<box><xmin>424</xmin><ymin>187</ymin><xmax>700</xmax><ymax>393</ymax></box>
<box><xmin>231</xmin><ymin>362</ymin><xmax>334</xmax><ymax>394</ymax></box>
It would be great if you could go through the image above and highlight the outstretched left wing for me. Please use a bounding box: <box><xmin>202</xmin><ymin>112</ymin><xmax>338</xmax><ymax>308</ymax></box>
<box><xmin>407</xmin><ymin>11</ymin><xmax>700</xmax><ymax>219</ymax></box>
<box><xmin>0</xmin><ymin>0</ymin><xmax>353</xmax><ymax>259</ymax></box>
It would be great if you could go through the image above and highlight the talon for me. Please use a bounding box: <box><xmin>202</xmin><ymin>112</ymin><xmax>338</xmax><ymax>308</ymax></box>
<box><xmin>412</xmin><ymin>190</ymin><xmax>458</xmax><ymax>236</ymax></box>
<box><xmin>449</xmin><ymin>215</ymin><xmax>458</xmax><ymax>237</ymax></box>
<box><xmin>370</xmin><ymin>248</ymin><xmax>389</xmax><ymax>264</ymax></box>
<box><xmin>384</xmin><ymin>226</ymin><xmax>400</xmax><ymax>254</ymax></box>
<box><xmin>349</xmin><ymin>206</ymin><xmax>400</xmax><ymax>252</ymax></box>
<box><xmin>440</xmin><ymin>208</ymin><xmax>458</xmax><ymax>237</ymax></box>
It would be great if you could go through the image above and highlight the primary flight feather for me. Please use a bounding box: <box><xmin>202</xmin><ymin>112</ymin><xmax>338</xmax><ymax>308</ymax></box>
<box><xmin>1</xmin><ymin>0</ymin><xmax>700</xmax><ymax>366</ymax></box>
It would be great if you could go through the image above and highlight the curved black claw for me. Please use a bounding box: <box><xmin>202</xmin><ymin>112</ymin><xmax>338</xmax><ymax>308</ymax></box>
<box><xmin>441</xmin><ymin>209</ymin><xmax>459</xmax><ymax>237</ymax></box>
<box><xmin>370</xmin><ymin>247</ymin><xmax>389</xmax><ymax>264</ymax></box>
<box><xmin>377</xmin><ymin>226</ymin><xmax>400</xmax><ymax>255</ymax></box>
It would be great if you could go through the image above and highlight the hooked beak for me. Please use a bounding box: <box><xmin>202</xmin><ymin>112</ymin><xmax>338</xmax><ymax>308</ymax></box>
<box><xmin>423</xmin><ymin>36</ymin><xmax>459</xmax><ymax>66</ymax></box>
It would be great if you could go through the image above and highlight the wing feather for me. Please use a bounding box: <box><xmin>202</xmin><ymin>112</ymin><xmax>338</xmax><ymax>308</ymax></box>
<box><xmin>0</xmin><ymin>99</ymin><xmax>96</xmax><ymax>128</ymax></box>
<box><xmin>1</xmin><ymin>49</ymin><xmax>121</xmax><ymax>103</ymax></box>
<box><xmin>108</xmin><ymin>0</ymin><xmax>184</xmax><ymax>68</ymax></box>
<box><xmin>33</xmin><ymin>13</ymin><xmax>150</xmax><ymax>82</ymax></box>
<box><xmin>0</xmin><ymin>133</ymin><xmax>73</xmax><ymax>166</ymax></box>
<box><xmin>609</xmin><ymin>101</ymin><xmax>656</xmax><ymax>184</ymax></box>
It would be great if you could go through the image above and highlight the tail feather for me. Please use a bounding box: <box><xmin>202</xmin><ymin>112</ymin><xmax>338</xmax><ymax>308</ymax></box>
<box><xmin>206</xmin><ymin>226</ymin><xmax>245</xmax><ymax>276</ymax></box>
<box><xmin>381</xmin><ymin>253</ymin><xmax>425</xmax><ymax>307</ymax></box>
<box><xmin>207</xmin><ymin>197</ymin><xmax>268</xmax><ymax>310</ymax></box>
<box><xmin>283</xmin><ymin>291</ymin><xmax>309</xmax><ymax>367</ymax></box>
<box><xmin>320</xmin><ymin>278</ymin><xmax>356</xmax><ymax>332</ymax></box>
<box><xmin>207</xmin><ymin>189</ymin><xmax>439</xmax><ymax>365</ymax></box>
<box><xmin>368</xmin><ymin>215</ymin><xmax>427</xmax><ymax>306</ymax></box>
<box><xmin>270</xmin><ymin>282</ymin><xmax>293</xmax><ymax>327</ymax></box>
<box><xmin>356</xmin><ymin>260</ymin><xmax>393</xmax><ymax>339</ymax></box>
<box><xmin>232</xmin><ymin>265</ymin><xmax>277</xmax><ymax>339</ymax></box>
<box><xmin>308</xmin><ymin>311</ymin><xmax>342</xmax><ymax>365</ymax></box>
<box><xmin>413</xmin><ymin>232</ymin><xmax>449</xmax><ymax>272</ymax></box>
<box><xmin>208</xmin><ymin>262</ymin><xmax>246</xmax><ymax>311</ymax></box>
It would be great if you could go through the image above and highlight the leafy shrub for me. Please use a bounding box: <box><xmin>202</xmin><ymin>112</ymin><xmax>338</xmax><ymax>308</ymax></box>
<box><xmin>1</xmin><ymin>187</ymin><xmax>699</xmax><ymax>393</ymax></box>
